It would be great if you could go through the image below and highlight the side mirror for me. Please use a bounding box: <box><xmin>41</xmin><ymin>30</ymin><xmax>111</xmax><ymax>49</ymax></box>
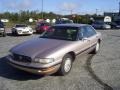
<box><xmin>83</xmin><ymin>37</ymin><xmax>88</xmax><ymax>40</ymax></box>
<box><xmin>82</xmin><ymin>37</ymin><xmax>90</xmax><ymax>41</ymax></box>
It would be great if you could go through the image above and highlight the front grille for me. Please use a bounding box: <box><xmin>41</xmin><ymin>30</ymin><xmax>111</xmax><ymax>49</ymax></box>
<box><xmin>13</xmin><ymin>54</ymin><xmax>32</xmax><ymax>63</ymax></box>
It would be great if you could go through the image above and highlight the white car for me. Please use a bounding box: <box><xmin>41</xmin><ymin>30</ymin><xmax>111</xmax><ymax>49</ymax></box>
<box><xmin>12</xmin><ymin>24</ymin><xmax>33</xmax><ymax>35</ymax></box>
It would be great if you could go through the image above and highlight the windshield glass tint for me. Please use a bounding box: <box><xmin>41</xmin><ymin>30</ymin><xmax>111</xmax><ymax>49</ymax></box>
<box><xmin>16</xmin><ymin>25</ymin><xmax>26</xmax><ymax>27</ymax></box>
<box><xmin>40</xmin><ymin>26</ymin><xmax>78</xmax><ymax>41</ymax></box>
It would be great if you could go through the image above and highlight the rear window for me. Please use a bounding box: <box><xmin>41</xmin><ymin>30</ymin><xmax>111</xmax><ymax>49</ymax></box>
<box><xmin>38</xmin><ymin>23</ymin><xmax>49</xmax><ymax>26</ymax></box>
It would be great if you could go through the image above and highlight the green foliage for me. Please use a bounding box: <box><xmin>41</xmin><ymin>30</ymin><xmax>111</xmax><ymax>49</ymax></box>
<box><xmin>0</xmin><ymin>10</ymin><xmax>103</xmax><ymax>27</ymax></box>
<box><xmin>0</xmin><ymin>11</ymin><xmax>61</xmax><ymax>23</ymax></box>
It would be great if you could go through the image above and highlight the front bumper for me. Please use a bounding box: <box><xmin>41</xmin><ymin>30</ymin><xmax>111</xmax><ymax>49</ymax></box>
<box><xmin>7</xmin><ymin>56</ymin><xmax>60</xmax><ymax>75</ymax></box>
<box><xmin>17</xmin><ymin>31</ymin><xmax>33</xmax><ymax>35</ymax></box>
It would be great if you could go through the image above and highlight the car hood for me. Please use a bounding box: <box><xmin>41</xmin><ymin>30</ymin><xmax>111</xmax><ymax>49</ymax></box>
<box><xmin>10</xmin><ymin>38</ymin><xmax>73</xmax><ymax>59</ymax></box>
<box><xmin>16</xmin><ymin>27</ymin><xmax>28</xmax><ymax>30</ymax></box>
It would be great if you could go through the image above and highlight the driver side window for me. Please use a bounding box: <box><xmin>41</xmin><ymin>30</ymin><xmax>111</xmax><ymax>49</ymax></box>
<box><xmin>78</xmin><ymin>27</ymin><xmax>88</xmax><ymax>40</ymax></box>
<box><xmin>79</xmin><ymin>26</ymin><xmax>96</xmax><ymax>39</ymax></box>
<box><xmin>78</xmin><ymin>28</ymin><xmax>83</xmax><ymax>40</ymax></box>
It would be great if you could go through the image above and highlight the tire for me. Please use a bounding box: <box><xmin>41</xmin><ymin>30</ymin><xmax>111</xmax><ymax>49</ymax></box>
<box><xmin>12</xmin><ymin>31</ymin><xmax>15</xmax><ymax>36</ymax></box>
<box><xmin>92</xmin><ymin>42</ymin><xmax>100</xmax><ymax>54</ymax></box>
<box><xmin>58</xmin><ymin>54</ymin><xmax>73</xmax><ymax>76</ymax></box>
<box><xmin>2</xmin><ymin>32</ymin><xmax>6</xmax><ymax>37</ymax></box>
<box><xmin>15</xmin><ymin>31</ymin><xmax>18</xmax><ymax>36</ymax></box>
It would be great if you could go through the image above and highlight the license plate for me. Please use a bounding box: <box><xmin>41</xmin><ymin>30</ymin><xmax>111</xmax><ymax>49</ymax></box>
<box><xmin>23</xmin><ymin>32</ymin><xmax>28</xmax><ymax>34</ymax></box>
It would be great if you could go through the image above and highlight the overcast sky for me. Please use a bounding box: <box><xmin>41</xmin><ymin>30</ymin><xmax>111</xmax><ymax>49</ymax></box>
<box><xmin>0</xmin><ymin>0</ymin><xmax>119</xmax><ymax>15</ymax></box>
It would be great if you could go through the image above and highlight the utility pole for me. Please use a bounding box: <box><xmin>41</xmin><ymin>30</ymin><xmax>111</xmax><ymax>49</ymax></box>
<box><xmin>70</xmin><ymin>10</ymin><xmax>73</xmax><ymax>15</ymax></box>
<box><xmin>41</xmin><ymin>0</ymin><xmax>44</xmax><ymax>19</ymax></box>
<box><xmin>96</xmin><ymin>9</ymin><xmax>98</xmax><ymax>16</ymax></box>
<box><xmin>119</xmin><ymin>1</ymin><xmax>120</xmax><ymax>15</ymax></box>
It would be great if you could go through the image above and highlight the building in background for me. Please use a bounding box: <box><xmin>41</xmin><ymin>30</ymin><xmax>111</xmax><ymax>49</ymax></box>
<box><xmin>104</xmin><ymin>12</ymin><xmax>120</xmax><ymax>22</ymax></box>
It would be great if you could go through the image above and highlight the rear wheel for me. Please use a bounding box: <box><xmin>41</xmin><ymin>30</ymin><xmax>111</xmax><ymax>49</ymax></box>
<box><xmin>12</xmin><ymin>31</ymin><xmax>18</xmax><ymax>36</ymax></box>
<box><xmin>12</xmin><ymin>31</ymin><xmax>15</xmax><ymax>35</ymax></box>
<box><xmin>58</xmin><ymin>54</ymin><xmax>73</xmax><ymax>76</ymax></box>
<box><xmin>2</xmin><ymin>32</ymin><xmax>6</xmax><ymax>37</ymax></box>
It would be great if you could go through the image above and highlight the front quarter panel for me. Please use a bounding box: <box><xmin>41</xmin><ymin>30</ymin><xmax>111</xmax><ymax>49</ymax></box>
<box><xmin>45</xmin><ymin>40</ymin><xmax>88</xmax><ymax>61</ymax></box>
<box><xmin>96</xmin><ymin>32</ymin><xmax>102</xmax><ymax>41</ymax></box>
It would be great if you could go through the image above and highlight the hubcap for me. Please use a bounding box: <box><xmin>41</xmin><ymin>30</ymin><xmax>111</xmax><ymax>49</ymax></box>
<box><xmin>64</xmin><ymin>58</ymin><xmax>72</xmax><ymax>72</ymax></box>
<box><xmin>96</xmin><ymin>43</ymin><xmax>99</xmax><ymax>52</ymax></box>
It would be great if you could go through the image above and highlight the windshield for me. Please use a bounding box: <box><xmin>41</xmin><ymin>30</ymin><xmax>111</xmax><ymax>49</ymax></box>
<box><xmin>40</xmin><ymin>26</ymin><xmax>78</xmax><ymax>41</ymax></box>
<box><xmin>37</xmin><ymin>22</ymin><xmax>49</xmax><ymax>26</ymax></box>
<box><xmin>16</xmin><ymin>25</ymin><xmax>27</xmax><ymax>27</ymax></box>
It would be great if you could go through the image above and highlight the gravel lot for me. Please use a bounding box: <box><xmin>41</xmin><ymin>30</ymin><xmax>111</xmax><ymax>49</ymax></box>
<box><xmin>0</xmin><ymin>29</ymin><xmax>120</xmax><ymax>90</ymax></box>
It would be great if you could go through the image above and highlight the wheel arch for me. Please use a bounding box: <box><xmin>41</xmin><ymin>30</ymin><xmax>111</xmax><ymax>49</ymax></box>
<box><xmin>98</xmin><ymin>39</ymin><xmax>101</xmax><ymax>44</ymax></box>
<box><xmin>66</xmin><ymin>51</ymin><xmax>76</xmax><ymax>62</ymax></box>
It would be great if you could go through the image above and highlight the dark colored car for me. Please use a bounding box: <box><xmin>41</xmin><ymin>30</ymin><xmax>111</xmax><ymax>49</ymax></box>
<box><xmin>35</xmin><ymin>22</ymin><xmax>50</xmax><ymax>33</ymax></box>
<box><xmin>0</xmin><ymin>21</ymin><xmax>6</xmax><ymax>37</ymax></box>
<box><xmin>110</xmin><ymin>21</ymin><xmax>120</xmax><ymax>29</ymax></box>
<box><xmin>7</xmin><ymin>24</ymin><xmax>102</xmax><ymax>76</ymax></box>
<box><xmin>92</xmin><ymin>21</ymin><xmax>111</xmax><ymax>29</ymax></box>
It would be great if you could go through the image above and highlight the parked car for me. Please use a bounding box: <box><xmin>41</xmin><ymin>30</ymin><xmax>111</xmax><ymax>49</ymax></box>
<box><xmin>0</xmin><ymin>21</ymin><xmax>6</xmax><ymax>37</ymax></box>
<box><xmin>35</xmin><ymin>22</ymin><xmax>50</xmax><ymax>33</ymax></box>
<box><xmin>92</xmin><ymin>21</ymin><xmax>111</xmax><ymax>29</ymax></box>
<box><xmin>11</xmin><ymin>24</ymin><xmax>33</xmax><ymax>35</ymax></box>
<box><xmin>110</xmin><ymin>21</ymin><xmax>120</xmax><ymax>29</ymax></box>
<box><xmin>7</xmin><ymin>24</ymin><xmax>102</xmax><ymax>76</ymax></box>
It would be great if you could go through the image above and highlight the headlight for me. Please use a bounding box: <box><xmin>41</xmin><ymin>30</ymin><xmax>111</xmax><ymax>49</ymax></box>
<box><xmin>34</xmin><ymin>58</ymin><xmax>54</xmax><ymax>64</ymax></box>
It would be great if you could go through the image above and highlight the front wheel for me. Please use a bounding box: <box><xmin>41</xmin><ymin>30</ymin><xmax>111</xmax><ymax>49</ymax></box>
<box><xmin>92</xmin><ymin>42</ymin><xmax>100</xmax><ymax>54</ymax></box>
<box><xmin>58</xmin><ymin>54</ymin><xmax>73</xmax><ymax>76</ymax></box>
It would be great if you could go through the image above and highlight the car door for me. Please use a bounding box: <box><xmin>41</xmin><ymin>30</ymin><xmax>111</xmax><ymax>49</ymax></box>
<box><xmin>84</xmin><ymin>26</ymin><xmax>98</xmax><ymax>47</ymax></box>
<box><xmin>88</xmin><ymin>26</ymin><xmax>98</xmax><ymax>45</ymax></box>
<box><xmin>74</xmin><ymin>27</ymin><xmax>91</xmax><ymax>55</ymax></box>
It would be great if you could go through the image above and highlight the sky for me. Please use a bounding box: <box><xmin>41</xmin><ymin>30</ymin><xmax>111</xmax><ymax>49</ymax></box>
<box><xmin>0</xmin><ymin>0</ymin><xmax>119</xmax><ymax>15</ymax></box>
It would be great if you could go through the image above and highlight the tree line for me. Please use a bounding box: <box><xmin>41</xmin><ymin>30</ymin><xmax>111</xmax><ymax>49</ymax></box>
<box><xmin>0</xmin><ymin>10</ymin><xmax>104</xmax><ymax>24</ymax></box>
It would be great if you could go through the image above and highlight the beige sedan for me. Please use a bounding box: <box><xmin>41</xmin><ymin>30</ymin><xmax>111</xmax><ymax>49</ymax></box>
<box><xmin>8</xmin><ymin>24</ymin><xmax>102</xmax><ymax>76</ymax></box>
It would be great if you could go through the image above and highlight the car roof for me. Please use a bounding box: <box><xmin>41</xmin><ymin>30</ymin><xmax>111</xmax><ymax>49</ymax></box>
<box><xmin>53</xmin><ymin>24</ymin><xmax>89</xmax><ymax>28</ymax></box>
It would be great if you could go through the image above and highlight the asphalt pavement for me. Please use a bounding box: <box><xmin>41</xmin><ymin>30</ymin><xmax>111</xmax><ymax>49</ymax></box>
<box><xmin>0</xmin><ymin>29</ymin><xmax>120</xmax><ymax>90</ymax></box>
